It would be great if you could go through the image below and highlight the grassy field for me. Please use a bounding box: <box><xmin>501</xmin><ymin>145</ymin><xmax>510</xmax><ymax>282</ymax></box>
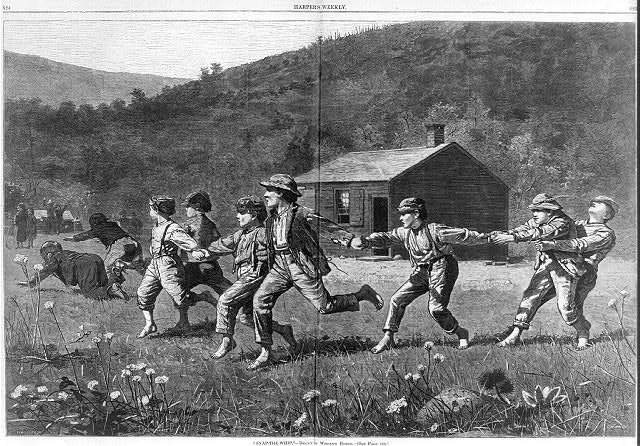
<box><xmin>4</xmin><ymin>234</ymin><xmax>637</xmax><ymax>437</ymax></box>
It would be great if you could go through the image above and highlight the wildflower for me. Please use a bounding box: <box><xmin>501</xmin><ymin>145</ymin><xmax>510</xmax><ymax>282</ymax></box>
<box><xmin>522</xmin><ymin>385</ymin><xmax>568</xmax><ymax>408</ymax></box>
<box><xmin>302</xmin><ymin>389</ymin><xmax>321</xmax><ymax>402</ymax></box>
<box><xmin>145</xmin><ymin>368</ymin><xmax>156</xmax><ymax>376</ymax></box>
<box><xmin>121</xmin><ymin>369</ymin><xmax>132</xmax><ymax>378</ymax></box>
<box><xmin>433</xmin><ymin>353</ymin><xmax>445</xmax><ymax>364</ymax></box>
<box><xmin>91</xmin><ymin>336</ymin><xmax>101</xmax><ymax>344</ymax></box>
<box><xmin>44</xmin><ymin>301</ymin><xmax>55</xmax><ymax>310</ymax></box>
<box><xmin>412</xmin><ymin>373</ymin><xmax>421</xmax><ymax>382</ymax></box>
<box><xmin>429</xmin><ymin>422</ymin><xmax>439</xmax><ymax>433</ymax></box>
<box><xmin>131</xmin><ymin>375</ymin><xmax>142</xmax><ymax>383</ymax></box>
<box><xmin>417</xmin><ymin>364</ymin><xmax>426</xmax><ymax>373</ymax></box>
<box><xmin>104</xmin><ymin>332</ymin><xmax>114</xmax><ymax>341</ymax></box>
<box><xmin>33</xmin><ymin>263</ymin><xmax>44</xmax><ymax>272</ymax></box>
<box><xmin>154</xmin><ymin>375</ymin><xmax>169</xmax><ymax>384</ymax></box>
<box><xmin>608</xmin><ymin>299</ymin><xmax>617</xmax><ymax>308</ymax></box>
<box><xmin>386</xmin><ymin>396</ymin><xmax>408</xmax><ymax>414</ymax></box>
<box><xmin>37</xmin><ymin>385</ymin><xmax>48</xmax><ymax>394</ymax></box>
<box><xmin>87</xmin><ymin>380</ymin><xmax>99</xmax><ymax>391</ymax></box>
<box><xmin>140</xmin><ymin>395</ymin><xmax>150</xmax><ymax>406</ymax></box>
<box><xmin>423</xmin><ymin>341</ymin><xmax>435</xmax><ymax>351</ymax></box>
<box><xmin>58</xmin><ymin>391</ymin><xmax>70</xmax><ymax>401</ymax></box>
<box><xmin>110</xmin><ymin>391</ymin><xmax>121</xmax><ymax>400</ymax></box>
<box><xmin>293</xmin><ymin>412</ymin><xmax>309</xmax><ymax>429</ymax></box>
<box><xmin>29</xmin><ymin>403</ymin><xmax>39</xmax><ymax>411</ymax></box>
<box><xmin>404</xmin><ymin>373</ymin><xmax>412</xmax><ymax>381</ymax></box>
<box><xmin>321</xmin><ymin>399</ymin><xmax>338</xmax><ymax>408</ymax></box>
<box><xmin>13</xmin><ymin>254</ymin><xmax>29</xmax><ymax>265</ymax></box>
<box><xmin>10</xmin><ymin>384</ymin><xmax>29</xmax><ymax>399</ymax></box>
<box><xmin>79</xmin><ymin>324</ymin><xmax>85</xmax><ymax>331</ymax></box>
<box><xmin>620</xmin><ymin>289</ymin><xmax>629</xmax><ymax>298</ymax></box>
<box><xmin>125</xmin><ymin>363</ymin><xmax>136</xmax><ymax>370</ymax></box>
<box><xmin>132</xmin><ymin>363</ymin><xmax>147</xmax><ymax>371</ymax></box>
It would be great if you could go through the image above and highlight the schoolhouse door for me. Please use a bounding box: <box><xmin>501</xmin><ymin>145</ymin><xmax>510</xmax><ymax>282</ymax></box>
<box><xmin>372</xmin><ymin>197</ymin><xmax>390</xmax><ymax>256</ymax></box>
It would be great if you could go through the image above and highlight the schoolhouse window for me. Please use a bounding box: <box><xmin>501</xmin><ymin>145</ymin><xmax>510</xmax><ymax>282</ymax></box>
<box><xmin>335</xmin><ymin>190</ymin><xmax>350</xmax><ymax>224</ymax></box>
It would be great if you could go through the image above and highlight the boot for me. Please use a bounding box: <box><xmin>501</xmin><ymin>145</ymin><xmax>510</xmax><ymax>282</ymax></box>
<box><xmin>107</xmin><ymin>283</ymin><xmax>130</xmax><ymax>301</ymax></box>
<box><xmin>574</xmin><ymin>318</ymin><xmax>592</xmax><ymax>351</ymax></box>
<box><xmin>455</xmin><ymin>326</ymin><xmax>470</xmax><ymax>350</ymax></box>
<box><xmin>173</xmin><ymin>309</ymin><xmax>191</xmax><ymax>331</ymax></box>
<box><xmin>355</xmin><ymin>285</ymin><xmax>384</xmax><ymax>310</ymax></box>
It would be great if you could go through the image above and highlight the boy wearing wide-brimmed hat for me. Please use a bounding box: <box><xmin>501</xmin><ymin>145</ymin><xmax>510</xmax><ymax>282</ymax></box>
<box><xmin>535</xmin><ymin>195</ymin><xmax>618</xmax><ymax>350</ymax></box>
<box><xmin>248</xmin><ymin>174</ymin><xmax>383</xmax><ymax>370</ymax></box>
<box><xmin>203</xmin><ymin>195</ymin><xmax>297</xmax><ymax>359</ymax></box>
<box><xmin>136</xmin><ymin>196</ymin><xmax>212</xmax><ymax>338</ymax></box>
<box><xmin>180</xmin><ymin>190</ymin><xmax>233</xmax><ymax>305</ymax></box>
<box><xmin>351</xmin><ymin>197</ymin><xmax>491</xmax><ymax>353</ymax></box>
<box><xmin>491</xmin><ymin>193</ymin><xmax>584</xmax><ymax>347</ymax></box>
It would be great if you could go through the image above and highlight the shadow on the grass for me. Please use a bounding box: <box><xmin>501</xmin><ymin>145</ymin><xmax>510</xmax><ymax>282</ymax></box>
<box><xmin>470</xmin><ymin>327</ymin><xmax>633</xmax><ymax>348</ymax></box>
<box><xmin>151</xmin><ymin>318</ymin><xmax>218</xmax><ymax>339</ymax></box>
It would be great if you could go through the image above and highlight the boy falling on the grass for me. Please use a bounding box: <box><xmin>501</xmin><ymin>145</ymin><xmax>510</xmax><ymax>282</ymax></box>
<box><xmin>491</xmin><ymin>193</ymin><xmax>585</xmax><ymax>347</ymax></box>
<box><xmin>535</xmin><ymin>195</ymin><xmax>618</xmax><ymax>350</ymax></box>
<box><xmin>136</xmin><ymin>196</ymin><xmax>213</xmax><ymax>338</ymax></box>
<box><xmin>203</xmin><ymin>195</ymin><xmax>297</xmax><ymax>359</ymax></box>
<box><xmin>350</xmin><ymin>197</ymin><xmax>490</xmax><ymax>353</ymax></box>
<box><xmin>18</xmin><ymin>241</ymin><xmax>128</xmax><ymax>300</ymax></box>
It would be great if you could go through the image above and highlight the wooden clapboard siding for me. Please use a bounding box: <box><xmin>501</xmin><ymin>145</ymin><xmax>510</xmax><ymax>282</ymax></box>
<box><xmin>391</xmin><ymin>145</ymin><xmax>508</xmax><ymax>259</ymax></box>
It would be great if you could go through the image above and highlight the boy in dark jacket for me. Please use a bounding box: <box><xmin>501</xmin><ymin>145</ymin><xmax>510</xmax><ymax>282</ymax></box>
<box><xmin>491</xmin><ymin>193</ymin><xmax>585</xmax><ymax>346</ymax></box>
<box><xmin>19</xmin><ymin>241</ymin><xmax>127</xmax><ymax>300</ymax></box>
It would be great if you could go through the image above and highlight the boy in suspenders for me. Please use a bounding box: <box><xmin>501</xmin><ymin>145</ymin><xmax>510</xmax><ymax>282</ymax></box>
<box><xmin>136</xmin><ymin>196</ymin><xmax>212</xmax><ymax>338</ymax></box>
<box><xmin>351</xmin><ymin>197</ymin><xmax>490</xmax><ymax>353</ymax></box>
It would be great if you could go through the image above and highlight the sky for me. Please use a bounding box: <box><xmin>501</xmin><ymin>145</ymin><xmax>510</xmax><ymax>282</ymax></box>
<box><xmin>3</xmin><ymin>20</ymin><xmax>399</xmax><ymax>79</ymax></box>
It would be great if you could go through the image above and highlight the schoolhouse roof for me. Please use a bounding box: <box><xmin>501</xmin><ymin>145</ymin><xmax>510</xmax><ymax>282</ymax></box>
<box><xmin>296</xmin><ymin>142</ymin><xmax>508</xmax><ymax>187</ymax></box>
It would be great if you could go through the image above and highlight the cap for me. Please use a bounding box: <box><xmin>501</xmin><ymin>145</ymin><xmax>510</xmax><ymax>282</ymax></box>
<box><xmin>259</xmin><ymin>174</ymin><xmax>302</xmax><ymax>196</ymax></box>
<box><xmin>89</xmin><ymin>212</ymin><xmax>108</xmax><ymax>228</ymax></box>
<box><xmin>397</xmin><ymin>197</ymin><xmax>426</xmax><ymax>214</ymax></box>
<box><xmin>182</xmin><ymin>190</ymin><xmax>212</xmax><ymax>212</ymax></box>
<box><xmin>528</xmin><ymin>193</ymin><xmax>562</xmax><ymax>211</ymax></box>
<box><xmin>149</xmin><ymin>196</ymin><xmax>176</xmax><ymax>216</ymax></box>
<box><xmin>591</xmin><ymin>195</ymin><xmax>619</xmax><ymax>218</ymax></box>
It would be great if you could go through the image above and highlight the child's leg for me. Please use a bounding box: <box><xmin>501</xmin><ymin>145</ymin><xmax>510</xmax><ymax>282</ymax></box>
<box><xmin>136</xmin><ymin>261</ymin><xmax>162</xmax><ymax>337</ymax></box>
<box><xmin>158</xmin><ymin>257</ymin><xmax>195</xmax><ymax>329</ymax></box>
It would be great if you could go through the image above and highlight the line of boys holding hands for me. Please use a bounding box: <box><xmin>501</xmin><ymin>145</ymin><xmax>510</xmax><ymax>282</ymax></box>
<box><xmin>23</xmin><ymin>173</ymin><xmax>618</xmax><ymax>368</ymax></box>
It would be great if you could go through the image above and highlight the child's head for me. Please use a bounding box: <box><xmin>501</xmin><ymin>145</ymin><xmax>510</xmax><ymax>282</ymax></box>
<box><xmin>40</xmin><ymin>240</ymin><xmax>63</xmax><ymax>261</ymax></box>
<box><xmin>589</xmin><ymin>196</ymin><xmax>619</xmax><ymax>223</ymax></box>
<box><xmin>236</xmin><ymin>195</ymin><xmax>267</xmax><ymax>228</ymax></box>
<box><xmin>89</xmin><ymin>212</ymin><xmax>108</xmax><ymax>229</ymax></box>
<box><xmin>397</xmin><ymin>197</ymin><xmax>427</xmax><ymax>229</ymax></box>
<box><xmin>182</xmin><ymin>190</ymin><xmax>212</xmax><ymax>217</ymax></box>
<box><xmin>259</xmin><ymin>174</ymin><xmax>302</xmax><ymax>209</ymax></box>
<box><xmin>149</xmin><ymin>196</ymin><xmax>176</xmax><ymax>218</ymax></box>
<box><xmin>527</xmin><ymin>193</ymin><xmax>562</xmax><ymax>225</ymax></box>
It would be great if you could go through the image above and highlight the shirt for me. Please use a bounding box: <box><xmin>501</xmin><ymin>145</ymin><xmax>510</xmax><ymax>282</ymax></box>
<box><xmin>149</xmin><ymin>220</ymin><xmax>198</xmax><ymax>258</ymax></box>
<box><xmin>366</xmin><ymin>222</ymin><xmax>488</xmax><ymax>267</ymax></box>
<box><xmin>272</xmin><ymin>205</ymin><xmax>293</xmax><ymax>250</ymax></box>
<box><xmin>546</xmin><ymin>219</ymin><xmax>616</xmax><ymax>271</ymax></box>
<box><xmin>72</xmin><ymin>221</ymin><xmax>131</xmax><ymax>248</ymax></box>
<box><xmin>181</xmin><ymin>213</ymin><xmax>222</xmax><ymax>262</ymax></box>
<box><xmin>207</xmin><ymin>223</ymin><xmax>268</xmax><ymax>275</ymax></box>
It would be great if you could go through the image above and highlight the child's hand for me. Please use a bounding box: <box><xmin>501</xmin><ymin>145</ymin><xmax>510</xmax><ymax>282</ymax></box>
<box><xmin>535</xmin><ymin>241</ymin><xmax>554</xmax><ymax>251</ymax></box>
<box><xmin>490</xmin><ymin>233</ymin><xmax>515</xmax><ymax>245</ymax></box>
<box><xmin>63</xmin><ymin>236</ymin><xmax>74</xmax><ymax>241</ymax></box>
<box><xmin>350</xmin><ymin>236</ymin><xmax>364</xmax><ymax>250</ymax></box>
<box><xmin>191</xmin><ymin>249</ymin><xmax>209</xmax><ymax>260</ymax></box>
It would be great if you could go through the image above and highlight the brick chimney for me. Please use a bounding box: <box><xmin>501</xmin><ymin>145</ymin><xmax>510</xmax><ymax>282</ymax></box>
<box><xmin>425</xmin><ymin>124</ymin><xmax>445</xmax><ymax>147</ymax></box>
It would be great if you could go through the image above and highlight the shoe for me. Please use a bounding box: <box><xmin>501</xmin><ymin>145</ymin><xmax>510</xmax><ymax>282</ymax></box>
<box><xmin>246</xmin><ymin>351</ymin><xmax>273</xmax><ymax>371</ymax></box>
<box><xmin>212</xmin><ymin>338</ymin><xmax>237</xmax><ymax>359</ymax></box>
<box><xmin>357</xmin><ymin>285</ymin><xmax>384</xmax><ymax>310</ymax></box>
<box><xmin>107</xmin><ymin>283</ymin><xmax>130</xmax><ymax>301</ymax></box>
<box><xmin>370</xmin><ymin>336</ymin><xmax>395</xmax><ymax>354</ymax></box>
<box><xmin>137</xmin><ymin>324</ymin><xmax>157</xmax><ymax>338</ymax></box>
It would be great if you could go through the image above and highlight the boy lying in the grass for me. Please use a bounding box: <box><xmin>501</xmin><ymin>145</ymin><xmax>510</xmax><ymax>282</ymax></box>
<box><xmin>18</xmin><ymin>240</ymin><xmax>129</xmax><ymax>300</ymax></box>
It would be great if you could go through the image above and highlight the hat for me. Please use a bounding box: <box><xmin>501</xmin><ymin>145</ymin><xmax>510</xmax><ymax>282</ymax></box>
<box><xmin>259</xmin><ymin>174</ymin><xmax>302</xmax><ymax>196</ymax></box>
<box><xmin>236</xmin><ymin>195</ymin><xmax>268</xmax><ymax>222</ymax></box>
<box><xmin>183</xmin><ymin>190</ymin><xmax>212</xmax><ymax>212</ymax></box>
<box><xmin>591</xmin><ymin>195</ymin><xmax>619</xmax><ymax>218</ymax></box>
<box><xmin>397</xmin><ymin>197</ymin><xmax>426</xmax><ymax>214</ymax></box>
<box><xmin>149</xmin><ymin>196</ymin><xmax>176</xmax><ymax>216</ymax></box>
<box><xmin>89</xmin><ymin>212</ymin><xmax>108</xmax><ymax>228</ymax></box>
<box><xmin>528</xmin><ymin>193</ymin><xmax>562</xmax><ymax>211</ymax></box>
<box><xmin>40</xmin><ymin>240</ymin><xmax>63</xmax><ymax>258</ymax></box>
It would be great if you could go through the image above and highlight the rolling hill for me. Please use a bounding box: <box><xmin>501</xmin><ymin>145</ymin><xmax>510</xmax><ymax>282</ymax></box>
<box><xmin>4</xmin><ymin>51</ymin><xmax>190</xmax><ymax>106</ymax></box>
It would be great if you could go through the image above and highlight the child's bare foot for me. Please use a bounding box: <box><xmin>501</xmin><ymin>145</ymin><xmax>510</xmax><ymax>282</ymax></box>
<box><xmin>212</xmin><ymin>337</ymin><xmax>237</xmax><ymax>359</ymax></box>
<box><xmin>137</xmin><ymin>324</ymin><xmax>157</xmax><ymax>338</ymax></box>
<box><xmin>371</xmin><ymin>334</ymin><xmax>395</xmax><ymax>354</ymax></box>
